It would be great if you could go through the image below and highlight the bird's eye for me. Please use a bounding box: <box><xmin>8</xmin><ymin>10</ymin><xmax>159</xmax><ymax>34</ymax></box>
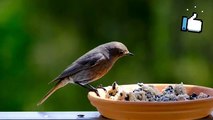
<box><xmin>119</xmin><ymin>50</ymin><xmax>124</xmax><ymax>55</ymax></box>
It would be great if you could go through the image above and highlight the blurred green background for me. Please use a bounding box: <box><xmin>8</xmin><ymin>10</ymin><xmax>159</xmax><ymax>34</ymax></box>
<box><xmin>0</xmin><ymin>0</ymin><xmax>212</xmax><ymax>111</ymax></box>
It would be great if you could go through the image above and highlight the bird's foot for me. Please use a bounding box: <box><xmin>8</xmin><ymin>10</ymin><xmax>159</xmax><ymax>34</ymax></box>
<box><xmin>97</xmin><ymin>84</ymin><xmax>107</xmax><ymax>91</ymax></box>
<box><xmin>90</xmin><ymin>88</ymin><xmax>100</xmax><ymax>97</ymax></box>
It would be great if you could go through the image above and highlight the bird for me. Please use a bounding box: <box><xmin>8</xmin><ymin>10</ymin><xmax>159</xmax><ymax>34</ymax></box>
<box><xmin>37</xmin><ymin>41</ymin><xmax>133</xmax><ymax>106</ymax></box>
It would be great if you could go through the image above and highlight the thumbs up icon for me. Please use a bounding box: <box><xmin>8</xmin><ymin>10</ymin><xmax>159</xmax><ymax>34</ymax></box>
<box><xmin>181</xmin><ymin>12</ymin><xmax>203</xmax><ymax>33</ymax></box>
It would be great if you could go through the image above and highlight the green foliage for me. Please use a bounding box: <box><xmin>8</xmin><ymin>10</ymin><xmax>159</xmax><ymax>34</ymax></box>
<box><xmin>0</xmin><ymin>0</ymin><xmax>212</xmax><ymax>111</ymax></box>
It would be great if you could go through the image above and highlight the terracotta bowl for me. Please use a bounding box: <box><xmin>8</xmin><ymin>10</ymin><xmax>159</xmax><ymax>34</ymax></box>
<box><xmin>88</xmin><ymin>84</ymin><xmax>213</xmax><ymax>120</ymax></box>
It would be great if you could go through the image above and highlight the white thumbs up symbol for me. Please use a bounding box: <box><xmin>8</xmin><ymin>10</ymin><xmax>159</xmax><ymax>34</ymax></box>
<box><xmin>181</xmin><ymin>12</ymin><xmax>203</xmax><ymax>33</ymax></box>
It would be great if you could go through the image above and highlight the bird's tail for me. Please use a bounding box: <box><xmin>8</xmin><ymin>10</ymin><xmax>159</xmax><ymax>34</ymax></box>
<box><xmin>37</xmin><ymin>80</ymin><xmax>69</xmax><ymax>106</ymax></box>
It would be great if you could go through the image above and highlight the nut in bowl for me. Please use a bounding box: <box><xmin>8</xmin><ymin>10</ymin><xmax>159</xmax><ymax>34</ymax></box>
<box><xmin>88</xmin><ymin>82</ymin><xmax>213</xmax><ymax>120</ymax></box>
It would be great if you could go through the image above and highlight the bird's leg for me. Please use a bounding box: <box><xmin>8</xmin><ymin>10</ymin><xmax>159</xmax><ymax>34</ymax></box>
<box><xmin>75</xmin><ymin>82</ymin><xmax>92</xmax><ymax>90</ymax></box>
<box><xmin>75</xmin><ymin>82</ymin><xmax>100</xmax><ymax>97</ymax></box>
<box><xmin>96</xmin><ymin>84</ymin><xmax>107</xmax><ymax>91</ymax></box>
<box><xmin>86</xmin><ymin>84</ymin><xmax>100</xmax><ymax>97</ymax></box>
<box><xmin>86</xmin><ymin>84</ymin><xmax>96</xmax><ymax>90</ymax></box>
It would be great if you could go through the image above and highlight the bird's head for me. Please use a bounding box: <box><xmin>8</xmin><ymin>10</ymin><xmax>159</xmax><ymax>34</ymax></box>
<box><xmin>104</xmin><ymin>41</ymin><xmax>133</xmax><ymax>59</ymax></box>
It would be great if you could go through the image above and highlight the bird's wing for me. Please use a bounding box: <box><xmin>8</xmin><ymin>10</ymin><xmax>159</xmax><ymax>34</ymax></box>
<box><xmin>52</xmin><ymin>52</ymin><xmax>106</xmax><ymax>82</ymax></box>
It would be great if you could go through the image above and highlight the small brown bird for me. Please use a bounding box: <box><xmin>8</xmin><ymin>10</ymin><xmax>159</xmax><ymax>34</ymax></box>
<box><xmin>37</xmin><ymin>41</ymin><xmax>133</xmax><ymax>106</ymax></box>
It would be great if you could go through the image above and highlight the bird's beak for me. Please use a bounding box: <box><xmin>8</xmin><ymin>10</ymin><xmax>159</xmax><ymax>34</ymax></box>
<box><xmin>126</xmin><ymin>52</ymin><xmax>134</xmax><ymax>56</ymax></box>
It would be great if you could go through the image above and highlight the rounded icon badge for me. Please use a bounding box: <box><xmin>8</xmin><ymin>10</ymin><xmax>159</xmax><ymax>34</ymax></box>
<box><xmin>181</xmin><ymin>12</ymin><xmax>203</xmax><ymax>33</ymax></box>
